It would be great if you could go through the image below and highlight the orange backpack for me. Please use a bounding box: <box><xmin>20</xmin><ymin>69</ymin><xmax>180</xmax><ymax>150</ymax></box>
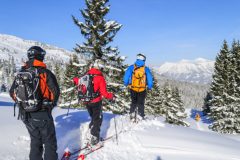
<box><xmin>130</xmin><ymin>65</ymin><xmax>147</xmax><ymax>92</ymax></box>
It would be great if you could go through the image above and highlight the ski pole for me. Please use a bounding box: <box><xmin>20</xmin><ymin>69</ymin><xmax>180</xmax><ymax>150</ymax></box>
<box><xmin>13</xmin><ymin>103</ymin><xmax>16</xmax><ymax>117</ymax></box>
<box><xmin>112</xmin><ymin>100</ymin><xmax>119</xmax><ymax>145</ymax></box>
<box><xmin>114</xmin><ymin>114</ymin><xmax>118</xmax><ymax>145</ymax></box>
<box><xmin>67</xmin><ymin>91</ymin><xmax>74</xmax><ymax>116</ymax></box>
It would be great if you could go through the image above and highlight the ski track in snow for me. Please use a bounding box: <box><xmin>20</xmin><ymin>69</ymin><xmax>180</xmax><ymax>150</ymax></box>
<box><xmin>0</xmin><ymin>93</ymin><xmax>240</xmax><ymax>160</ymax></box>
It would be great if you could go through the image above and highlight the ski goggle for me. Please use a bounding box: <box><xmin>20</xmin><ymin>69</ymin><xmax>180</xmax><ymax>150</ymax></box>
<box><xmin>137</xmin><ymin>54</ymin><xmax>146</xmax><ymax>61</ymax></box>
<box><xmin>27</xmin><ymin>49</ymin><xmax>46</xmax><ymax>57</ymax></box>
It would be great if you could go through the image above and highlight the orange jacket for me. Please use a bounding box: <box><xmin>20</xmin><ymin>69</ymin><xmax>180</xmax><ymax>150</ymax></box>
<box><xmin>9</xmin><ymin>59</ymin><xmax>60</xmax><ymax>106</ymax></box>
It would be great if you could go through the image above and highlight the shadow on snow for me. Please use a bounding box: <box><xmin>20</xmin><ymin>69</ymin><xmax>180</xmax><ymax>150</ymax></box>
<box><xmin>0</xmin><ymin>101</ymin><xmax>14</xmax><ymax>107</ymax></box>
<box><xmin>190</xmin><ymin>109</ymin><xmax>212</xmax><ymax>124</ymax></box>
<box><xmin>156</xmin><ymin>156</ymin><xmax>163</xmax><ymax>160</ymax></box>
<box><xmin>55</xmin><ymin>108</ymin><xmax>117</xmax><ymax>153</ymax></box>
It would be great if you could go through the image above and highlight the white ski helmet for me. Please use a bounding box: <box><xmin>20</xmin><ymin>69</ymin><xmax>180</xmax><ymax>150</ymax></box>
<box><xmin>93</xmin><ymin>59</ymin><xmax>105</xmax><ymax>69</ymax></box>
<box><xmin>136</xmin><ymin>53</ymin><xmax>146</xmax><ymax>61</ymax></box>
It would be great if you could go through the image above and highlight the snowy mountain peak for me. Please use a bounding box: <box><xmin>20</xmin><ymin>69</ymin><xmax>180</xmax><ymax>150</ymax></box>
<box><xmin>178</xmin><ymin>58</ymin><xmax>212</xmax><ymax>63</ymax></box>
<box><xmin>179</xmin><ymin>59</ymin><xmax>191</xmax><ymax>63</ymax></box>
<box><xmin>158</xmin><ymin>58</ymin><xmax>215</xmax><ymax>84</ymax></box>
<box><xmin>195</xmin><ymin>58</ymin><xmax>211</xmax><ymax>62</ymax></box>
<box><xmin>0</xmin><ymin>34</ymin><xmax>73</xmax><ymax>64</ymax></box>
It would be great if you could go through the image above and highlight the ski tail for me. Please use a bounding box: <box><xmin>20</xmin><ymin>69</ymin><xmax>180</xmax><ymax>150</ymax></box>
<box><xmin>77</xmin><ymin>145</ymin><xmax>103</xmax><ymax>160</ymax></box>
<box><xmin>61</xmin><ymin>145</ymin><xmax>89</xmax><ymax>160</ymax></box>
<box><xmin>61</xmin><ymin>148</ymin><xmax>71</xmax><ymax>160</ymax></box>
<box><xmin>61</xmin><ymin>130</ymin><xmax>122</xmax><ymax>159</ymax></box>
<box><xmin>77</xmin><ymin>154</ymin><xmax>85</xmax><ymax>160</ymax></box>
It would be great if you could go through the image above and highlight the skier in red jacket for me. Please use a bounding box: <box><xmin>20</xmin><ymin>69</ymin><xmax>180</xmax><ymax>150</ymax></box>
<box><xmin>73</xmin><ymin>59</ymin><xmax>114</xmax><ymax>145</ymax></box>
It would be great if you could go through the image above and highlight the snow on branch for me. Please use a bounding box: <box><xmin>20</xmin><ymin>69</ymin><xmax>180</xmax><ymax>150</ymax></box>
<box><xmin>105</xmin><ymin>65</ymin><xmax>122</xmax><ymax>72</ymax></box>
<box><xmin>104</xmin><ymin>53</ymin><xmax>117</xmax><ymax>58</ymax></box>
<box><xmin>105</xmin><ymin>21</ymin><xmax>121</xmax><ymax>29</ymax></box>
<box><xmin>108</xmin><ymin>82</ymin><xmax>125</xmax><ymax>87</ymax></box>
<box><xmin>62</xmin><ymin>87</ymin><xmax>76</xmax><ymax>94</ymax></box>
<box><xmin>79</xmin><ymin>45</ymin><xmax>94</xmax><ymax>50</ymax></box>
<box><xmin>120</xmin><ymin>56</ymin><xmax>127</xmax><ymax>60</ymax></box>
<box><xmin>73</xmin><ymin>62</ymin><xmax>87</xmax><ymax>67</ymax></box>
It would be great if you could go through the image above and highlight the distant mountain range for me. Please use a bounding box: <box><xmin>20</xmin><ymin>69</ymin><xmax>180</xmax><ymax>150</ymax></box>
<box><xmin>0</xmin><ymin>34</ymin><xmax>213</xmax><ymax>107</ymax></box>
<box><xmin>156</xmin><ymin>58</ymin><xmax>215</xmax><ymax>84</ymax></box>
<box><xmin>0</xmin><ymin>34</ymin><xmax>215</xmax><ymax>85</ymax></box>
<box><xmin>0</xmin><ymin>34</ymin><xmax>73</xmax><ymax>66</ymax></box>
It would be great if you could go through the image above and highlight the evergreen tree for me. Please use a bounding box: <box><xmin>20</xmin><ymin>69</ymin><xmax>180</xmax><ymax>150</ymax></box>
<box><xmin>233</xmin><ymin>41</ymin><xmax>240</xmax><ymax>97</ymax></box>
<box><xmin>72</xmin><ymin>0</ymin><xmax>122</xmax><ymax>61</ymax></box>
<box><xmin>10</xmin><ymin>56</ymin><xmax>16</xmax><ymax>77</ymax></box>
<box><xmin>209</xmin><ymin>40</ymin><xmax>240</xmax><ymax>133</ymax></box>
<box><xmin>209</xmin><ymin>41</ymin><xmax>230</xmax><ymax>119</ymax></box>
<box><xmin>54</xmin><ymin>62</ymin><xmax>62</xmax><ymax>87</ymax></box>
<box><xmin>163</xmin><ymin>84</ymin><xmax>189</xmax><ymax>126</ymax></box>
<box><xmin>228</xmin><ymin>40</ymin><xmax>238</xmax><ymax>102</ymax></box>
<box><xmin>72</xmin><ymin>0</ymin><xmax>129</xmax><ymax>113</ymax></box>
<box><xmin>1</xmin><ymin>68</ymin><xmax>4</xmax><ymax>84</ymax></box>
<box><xmin>145</xmin><ymin>73</ymin><xmax>165</xmax><ymax>115</ymax></box>
<box><xmin>202</xmin><ymin>92</ymin><xmax>212</xmax><ymax>115</ymax></box>
<box><xmin>62</xmin><ymin>54</ymin><xmax>82</xmax><ymax>107</ymax></box>
<box><xmin>229</xmin><ymin>40</ymin><xmax>240</xmax><ymax>133</ymax></box>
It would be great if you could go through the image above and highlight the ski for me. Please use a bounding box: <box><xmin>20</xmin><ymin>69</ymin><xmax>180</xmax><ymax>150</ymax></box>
<box><xmin>61</xmin><ymin>132</ymin><xmax>121</xmax><ymax>160</ymax></box>
<box><xmin>75</xmin><ymin>144</ymin><xmax>104</xmax><ymax>160</ymax></box>
<box><xmin>61</xmin><ymin>145</ymin><xmax>89</xmax><ymax>160</ymax></box>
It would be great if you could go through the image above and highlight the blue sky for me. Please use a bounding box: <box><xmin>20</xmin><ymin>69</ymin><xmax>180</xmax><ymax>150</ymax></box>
<box><xmin>1</xmin><ymin>0</ymin><xmax>240</xmax><ymax>65</ymax></box>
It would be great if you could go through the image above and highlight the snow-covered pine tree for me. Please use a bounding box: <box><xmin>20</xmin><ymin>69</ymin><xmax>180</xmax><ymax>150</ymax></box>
<box><xmin>61</xmin><ymin>54</ymin><xmax>83</xmax><ymax>107</ymax></box>
<box><xmin>72</xmin><ymin>0</ymin><xmax>130</xmax><ymax>113</ymax></box>
<box><xmin>10</xmin><ymin>56</ymin><xmax>16</xmax><ymax>77</ymax></box>
<box><xmin>227</xmin><ymin>40</ymin><xmax>238</xmax><ymax>103</ymax></box>
<box><xmin>229</xmin><ymin>40</ymin><xmax>240</xmax><ymax>133</ymax></box>
<box><xmin>0</xmin><ymin>67</ymin><xmax>4</xmax><ymax>84</ymax></box>
<box><xmin>202</xmin><ymin>92</ymin><xmax>212</xmax><ymax>115</ymax></box>
<box><xmin>145</xmin><ymin>72</ymin><xmax>165</xmax><ymax>115</ymax></box>
<box><xmin>209</xmin><ymin>40</ymin><xmax>240</xmax><ymax>134</ymax></box>
<box><xmin>0</xmin><ymin>57</ymin><xmax>15</xmax><ymax>88</ymax></box>
<box><xmin>172</xmin><ymin>87</ymin><xmax>188</xmax><ymax>123</ymax></box>
<box><xmin>163</xmin><ymin>84</ymin><xmax>189</xmax><ymax>127</ymax></box>
<box><xmin>209</xmin><ymin>40</ymin><xmax>230</xmax><ymax>119</ymax></box>
<box><xmin>53</xmin><ymin>62</ymin><xmax>62</xmax><ymax>87</ymax></box>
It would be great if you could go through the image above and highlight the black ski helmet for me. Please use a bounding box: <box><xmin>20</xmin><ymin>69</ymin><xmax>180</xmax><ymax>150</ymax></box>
<box><xmin>27</xmin><ymin>46</ymin><xmax>46</xmax><ymax>61</ymax></box>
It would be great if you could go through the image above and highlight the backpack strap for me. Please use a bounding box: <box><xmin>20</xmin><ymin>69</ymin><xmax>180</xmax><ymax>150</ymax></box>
<box><xmin>133</xmin><ymin>65</ymin><xmax>145</xmax><ymax>79</ymax></box>
<box><xmin>36</xmin><ymin>67</ymin><xmax>54</xmax><ymax>103</ymax></box>
<box><xmin>88</xmin><ymin>73</ymin><xmax>102</xmax><ymax>94</ymax></box>
<box><xmin>133</xmin><ymin>64</ymin><xmax>145</xmax><ymax>72</ymax></box>
<box><xmin>88</xmin><ymin>73</ymin><xmax>103</xmax><ymax>77</ymax></box>
<box><xmin>38</xmin><ymin>68</ymin><xmax>48</xmax><ymax>98</ymax></box>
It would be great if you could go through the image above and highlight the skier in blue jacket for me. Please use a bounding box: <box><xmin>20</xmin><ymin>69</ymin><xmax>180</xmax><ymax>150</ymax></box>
<box><xmin>124</xmin><ymin>53</ymin><xmax>153</xmax><ymax>120</ymax></box>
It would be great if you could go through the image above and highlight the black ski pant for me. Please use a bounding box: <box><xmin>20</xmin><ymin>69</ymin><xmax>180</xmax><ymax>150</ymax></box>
<box><xmin>130</xmin><ymin>89</ymin><xmax>146</xmax><ymax>118</ymax></box>
<box><xmin>86</xmin><ymin>101</ymin><xmax>103</xmax><ymax>139</ymax></box>
<box><xmin>24</xmin><ymin>110</ymin><xmax>58</xmax><ymax>160</ymax></box>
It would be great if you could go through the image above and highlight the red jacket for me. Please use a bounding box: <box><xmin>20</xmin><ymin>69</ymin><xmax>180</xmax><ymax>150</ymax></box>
<box><xmin>73</xmin><ymin>68</ymin><xmax>113</xmax><ymax>103</ymax></box>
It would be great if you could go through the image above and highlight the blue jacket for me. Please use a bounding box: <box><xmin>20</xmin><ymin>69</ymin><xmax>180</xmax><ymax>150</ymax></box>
<box><xmin>123</xmin><ymin>59</ymin><xmax>153</xmax><ymax>90</ymax></box>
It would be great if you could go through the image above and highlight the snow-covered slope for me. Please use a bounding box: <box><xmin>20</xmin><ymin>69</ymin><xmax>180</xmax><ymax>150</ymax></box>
<box><xmin>0</xmin><ymin>93</ymin><xmax>240</xmax><ymax>160</ymax></box>
<box><xmin>158</xmin><ymin>58</ymin><xmax>214</xmax><ymax>84</ymax></box>
<box><xmin>0</xmin><ymin>34</ymin><xmax>73</xmax><ymax>64</ymax></box>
